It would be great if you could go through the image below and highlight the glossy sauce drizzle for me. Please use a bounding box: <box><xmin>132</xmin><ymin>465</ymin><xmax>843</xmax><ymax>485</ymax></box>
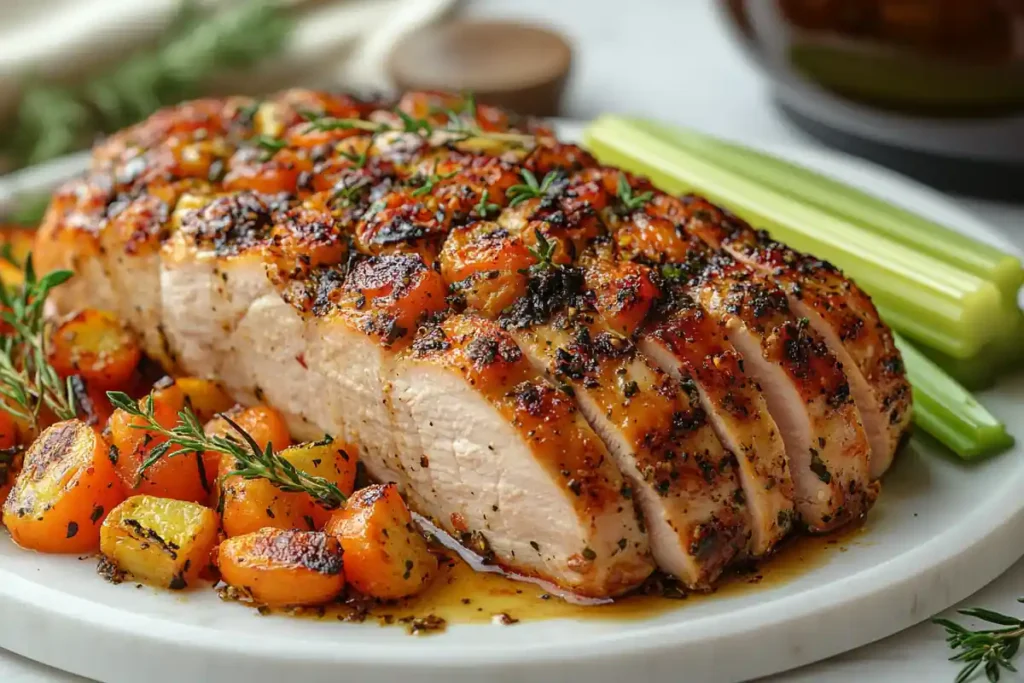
<box><xmin>299</xmin><ymin>522</ymin><xmax>868</xmax><ymax>629</ymax></box>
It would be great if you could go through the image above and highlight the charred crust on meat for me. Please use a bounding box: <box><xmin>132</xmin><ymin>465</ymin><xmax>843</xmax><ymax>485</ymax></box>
<box><xmin>179</xmin><ymin>191</ymin><xmax>274</xmax><ymax>255</ymax></box>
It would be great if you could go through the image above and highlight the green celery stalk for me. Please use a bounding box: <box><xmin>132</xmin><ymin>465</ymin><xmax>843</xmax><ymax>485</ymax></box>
<box><xmin>918</xmin><ymin>307</ymin><xmax>1024</xmax><ymax>390</ymax></box>
<box><xmin>583</xmin><ymin>117</ymin><xmax>1006</xmax><ymax>359</ymax></box>
<box><xmin>632</xmin><ymin>118</ymin><xmax>1024</xmax><ymax>301</ymax></box>
<box><xmin>894</xmin><ymin>333</ymin><xmax>1014</xmax><ymax>460</ymax></box>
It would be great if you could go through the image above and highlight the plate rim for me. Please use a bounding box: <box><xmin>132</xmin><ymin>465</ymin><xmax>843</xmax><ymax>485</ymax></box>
<box><xmin>1</xmin><ymin>130</ymin><xmax>1022</xmax><ymax>683</ymax></box>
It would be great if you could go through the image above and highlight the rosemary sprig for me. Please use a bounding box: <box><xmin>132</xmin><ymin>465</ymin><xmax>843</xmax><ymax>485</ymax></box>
<box><xmin>507</xmin><ymin>170</ymin><xmax>559</xmax><ymax>206</ymax></box>
<box><xmin>617</xmin><ymin>173</ymin><xmax>654</xmax><ymax>212</ymax></box>
<box><xmin>0</xmin><ymin>256</ymin><xmax>77</xmax><ymax>429</ymax></box>
<box><xmin>253</xmin><ymin>134</ymin><xmax>288</xmax><ymax>160</ymax></box>
<box><xmin>4</xmin><ymin>0</ymin><xmax>292</xmax><ymax>170</ymax></box>
<box><xmin>339</xmin><ymin>148</ymin><xmax>368</xmax><ymax>169</ymax></box>
<box><xmin>106</xmin><ymin>391</ymin><xmax>346</xmax><ymax>508</ymax></box>
<box><xmin>473</xmin><ymin>189</ymin><xmax>499</xmax><ymax>219</ymax></box>
<box><xmin>935</xmin><ymin>601</ymin><xmax>1024</xmax><ymax>682</ymax></box>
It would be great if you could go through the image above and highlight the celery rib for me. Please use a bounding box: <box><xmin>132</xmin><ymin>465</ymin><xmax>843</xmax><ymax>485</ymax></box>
<box><xmin>583</xmin><ymin>117</ymin><xmax>1006</xmax><ymax>359</ymax></box>
<box><xmin>895</xmin><ymin>334</ymin><xmax>1014</xmax><ymax>460</ymax></box>
<box><xmin>633</xmin><ymin>119</ymin><xmax>1024</xmax><ymax>302</ymax></box>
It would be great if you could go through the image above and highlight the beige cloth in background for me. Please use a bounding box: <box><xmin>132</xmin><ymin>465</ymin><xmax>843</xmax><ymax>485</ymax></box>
<box><xmin>0</xmin><ymin>0</ymin><xmax>458</xmax><ymax>122</ymax></box>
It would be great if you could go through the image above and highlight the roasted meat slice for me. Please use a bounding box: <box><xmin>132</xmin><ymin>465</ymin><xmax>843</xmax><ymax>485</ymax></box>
<box><xmin>674</xmin><ymin>196</ymin><xmax>911</xmax><ymax>477</ymax></box>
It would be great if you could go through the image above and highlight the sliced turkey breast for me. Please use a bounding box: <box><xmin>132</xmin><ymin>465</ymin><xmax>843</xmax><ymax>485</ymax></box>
<box><xmin>34</xmin><ymin>89</ymin><xmax>910</xmax><ymax>595</ymax></box>
<box><xmin>674</xmin><ymin>196</ymin><xmax>911</xmax><ymax>478</ymax></box>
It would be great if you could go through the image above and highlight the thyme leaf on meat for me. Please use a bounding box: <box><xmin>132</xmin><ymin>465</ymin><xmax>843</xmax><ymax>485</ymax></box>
<box><xmin>410</xmin><ymin>162</ymin><xmax>458</xmax><ymax>197</ymax></box>
<box><xmin>338</xmin><ymin>148</ymin><xmax>368</xmax><ymax>169</ymax></box>
<box><xmin>935</xmin><ymin>601</ymin><xmax>1024</xmax><ymax>682</ymax></box>
<box><xmin>616</xmin><ymin>173</ymin><xmax>654</xmax><ymax>212</ymax></box>
<box><xmin>0</xmin><ymin>256</ymin><xmax>78</xmax><ymax>429</ymax></box>
<box><xmin>253</xmin><ymin>134</ymin><xmax>288</xmax><ymax>160</ymax></box>
<box><xmin>507</xmin><ymin>170</ymin><xmax>558</xmax><ymax>206</ymax></box>
<box><xmin>473</xmin><ymin>190</ymin><xmax>499</xmax><ymax>219</ymax></box>
<box><xmin>106</xmin><ymin>392</ymin><xmax>346</xmax><ymax>508</ymax></box>
<box><xmin>522</xmin><ymin>228</ymin><xmax>558</xmax><ymax>275</ymax></box>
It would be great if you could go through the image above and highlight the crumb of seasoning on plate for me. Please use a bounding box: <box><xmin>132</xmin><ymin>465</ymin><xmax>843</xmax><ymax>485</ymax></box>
<box><xmin>403</xmin><ymin>614</ymin><xmax>446</xmax><ymax>635</ymax></box>
<box><xmin>492</xmin><ymin>612</ymin><xmax>519</xmax><ymax>626</ymax></box>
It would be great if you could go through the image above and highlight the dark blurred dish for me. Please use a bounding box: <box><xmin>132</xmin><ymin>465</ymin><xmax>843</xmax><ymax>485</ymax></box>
<box><xmin>718</xmin><ymin>0</ymin><xmax>1024</xmax><ymax>200</ymax></box>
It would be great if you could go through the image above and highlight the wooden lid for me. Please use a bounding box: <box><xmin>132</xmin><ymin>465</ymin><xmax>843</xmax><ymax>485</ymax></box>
<box><xmin>387</xmin><ymin>20</ymin><xmax>573</xmax><ymax>117</ymax></box>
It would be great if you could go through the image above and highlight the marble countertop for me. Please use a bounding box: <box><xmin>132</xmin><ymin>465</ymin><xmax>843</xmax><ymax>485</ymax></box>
<box><xmin>2</xmin><ymin>1</ymin><xmax>1022</xmax><ymax>681</ymax></box>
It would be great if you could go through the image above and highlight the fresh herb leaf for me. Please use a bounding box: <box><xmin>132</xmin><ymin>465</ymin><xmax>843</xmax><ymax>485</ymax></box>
<box><xmin>0</xmin><ymin>255</ymin><xmax>77</xmax><ymax>429</ymax></box>
<box><xmin>410</xmin><ymin>163</ymin><xmax>457</xmax><ymax>197</ymax></box>
<box><xmin>935</xmin><ymin>601</ymin><xmax>1024</xmax><ymax>682</ymax></box>
<box><xmin>106</xmin><ymin>391</ymin><xmax>347</xmax><ymax>508</ymax></box>
<box><xmin>473</xmin><ymin>190</ymin><xmax>499</xmax><ymax>219</ymax></box>
<box><xmin>521</xmin><ymin>228</ymin><xmax>558</xmax><ymax>275</ymax></box>
<box><xmin>617</xmin><ymin>173</ymin><xmax>654</xmax><ymax>212</ymax></box>
<box><xmin>507</xmin><ymin>170</ymin><xmax>559</xmax><ymax>206</ymax></box>
<box><xmin>338</xmin><ymin>148</ymin><xmax>368</xmax><ymax>169</ymax></box>
<box><xmin>253</xmin><ymin>135</ymin><xmax>287</xmax><ymax>160</ymax></box>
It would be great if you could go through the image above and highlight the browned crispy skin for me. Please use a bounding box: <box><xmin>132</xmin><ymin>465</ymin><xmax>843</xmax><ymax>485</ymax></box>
<box><xmin>35</xmin><ymin>89</ymin><xmax>908</xmax><ymax>590</ymax></box>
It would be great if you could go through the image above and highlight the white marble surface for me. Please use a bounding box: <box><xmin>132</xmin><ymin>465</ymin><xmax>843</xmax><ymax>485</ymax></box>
<box><xmin>2</xmin><ymin>1</ymin><xmax>1023</xmax><ymax>681</ymax></box>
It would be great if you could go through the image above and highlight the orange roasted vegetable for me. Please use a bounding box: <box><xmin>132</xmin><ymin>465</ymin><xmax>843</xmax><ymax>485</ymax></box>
<box><xmin>216</xmin><ymin>528</ymin><xmax>345</xmax><ymax>607</ymax></box>
<box><xmin>100</xmin><ymin>495</ymin><xmax>220</xmax><ymax>590</ymax></box>
<box><xmin>324</xmin><ymin>484</ymin><xmax>435</xmax><ymax>599</ymax></box>
<box><xmin>205</xmin><ymin>404</ymin><xmax>291</xmax><ymax>498</ymax></box>
<box><xmin>109</xmin><ymin>380</ymin><xmax>208</xmax><ymax>504</ymax></box>
<box><xmin>0</xmin><ymin>411</ymin><xmax>18</xmax><ymax>506</ymax></box>
<box><xmin>278</xmin><ymin>438</ymin><xmax>358</xmax><ymax>528</ymax></box>
<box><xmin>2</xmin><ymin>420</ymin><xmax>124</xmax><ymax>553</ymax></box>
<box><xmin>48</xmin><ymin>309</ymin><xmax>141</xmax><ymax>389</ymax></box>
<box><xmin>175</xmin><ymin>377</ymin><xmax>234</xmax><ymax>422</ymax></box>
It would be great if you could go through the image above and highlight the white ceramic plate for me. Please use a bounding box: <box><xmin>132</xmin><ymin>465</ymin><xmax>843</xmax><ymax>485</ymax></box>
<box><xmin>1</xmin><ymin>126</ymin><xmax>1022</xmax><ymax>683</ymax></box>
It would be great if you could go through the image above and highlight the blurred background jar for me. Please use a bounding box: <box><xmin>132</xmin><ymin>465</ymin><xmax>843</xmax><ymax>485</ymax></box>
<box><xmin>719</xmin><ymin>0</ymin><xmax>1024</xmax><ymax>200</ymax></box>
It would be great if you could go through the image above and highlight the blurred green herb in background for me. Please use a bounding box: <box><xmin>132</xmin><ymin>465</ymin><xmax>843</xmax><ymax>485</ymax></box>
<box><xmin>3</xmin><ymin>0</ymin><xmax>292</xmax><ymax>175</ymax></box>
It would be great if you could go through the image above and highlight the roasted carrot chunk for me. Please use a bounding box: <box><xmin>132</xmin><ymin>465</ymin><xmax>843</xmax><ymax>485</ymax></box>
<box><xmin>48</xmin><ymin>309</ymin><xmax>141</xmax><ymax>389</ymax></box>
<box><xmin>324</xmin><ymin>484</ymin><xmax>435</xmax><ymax>599</ymax></box>
<box><xmin>109</xmin><ymin>380</ymin><xmax>208</xmax><ymax>504</ymax></box>
<box><xmin>2</xmin><ymin>420</ymin><xmax>124</xmax><ymax>553</ymax></box>
<box><xmin>0</xmin><ymin>415</ymin><xmax>19</xmax><ymax>507</ymax></box>
<box><xmin>208</xmin><ymin>404</ymin><xmax>294</xmax><ymax>525</ymax></box>
<box><xmin>216</xmin><ymin>528</ymin><xmax>345</xmax><ymax>607</ymax></box>
<box><xmin>175</xmin><ymin>377</ymin><xmax>235</xmax><ymax>422</ymax></box>
<box><xmin>278</xmin><ymin>438</ymin><xmax>358</xmax><ymax>528</ymax></box>
<box><xmin>100</xmin><ymin>495</ymin><xmax>219</xmax><ymax>589</ymax></box>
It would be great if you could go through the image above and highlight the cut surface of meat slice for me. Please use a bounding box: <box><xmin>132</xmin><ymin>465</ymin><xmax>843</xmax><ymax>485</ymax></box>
<box><xmin>391</xmin><ymin>314</ymin><xmax>653</xmax><ymax>596</ymax></box>
<box><xmin>511</xmin><ymin>316</ymin><xmax>749</xmax><ymax>588</ymax></box>
<box><xmin>641</xmin><ymin>297</ymin><xmax>795</xmax><ymax>555</ymax></box>
<box><xmin>676</xmin><ymin>197</ymin><xmax>911</xmax><ymax>478</ymax></box>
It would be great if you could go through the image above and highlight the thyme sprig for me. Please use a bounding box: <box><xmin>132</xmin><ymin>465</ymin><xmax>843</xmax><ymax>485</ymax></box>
<box><xmin>410</xmin><ymin>163</ymin><xmax>458</xmax><ymax>197</ymax></box>
<box><xmin>522</xmin><ymin>228</ymin><xmax>559</xmax><ymax>275</ymax></box>
<box><xmin>0</xmin><ymin>256</ymin><xmax>77</xmax><ymax>429</ymax></box>
<box><xmin>617</xmin><ymin>173</ymin><xmax>654</xmax><ymax>212</ymax></box>
<box><xmin>935</xmin><ymin>601</ymin><xmax>1024</xmax><ymax>682</ymax></box>
<box><xmin>507</xmin><ymin>170</ymin><xmax>559</xmax><ymax>206</ymax></box>
<box><xmin>106</xmin><ymin>392</ymin><xmax>346</xmax><ymax>508</ymax></box>
<box><xmin>473</xmin><ymin>190</ymin><xmax>499</xmax><ymax>219</ymax></box>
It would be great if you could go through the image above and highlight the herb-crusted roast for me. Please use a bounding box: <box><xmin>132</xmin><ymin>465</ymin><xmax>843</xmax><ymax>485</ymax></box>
<box><xmin>35</xmin><ymin>90</ymin><xmax>911</xmax><ymax>597</ymax></box>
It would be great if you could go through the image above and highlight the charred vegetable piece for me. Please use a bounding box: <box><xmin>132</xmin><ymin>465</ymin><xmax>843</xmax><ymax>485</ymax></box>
<box><xmin>2</xmin><ymin>420</ymin><xmax>124</xmax><ymax>552</ymax></box>
<box><xmin>0</xmin><ymin>412</ymin><xmax>18</xmax><ymax>507</ymax></box>
<box><xmin>109</xmin><ymin>381</ymin><xmax>208</xmax><ymax>504</ymax></box>
<box><xmin>207</xmin><ymin>404</ymin><xmax>292</xmax><ymax>508</ymax></box>
<box><xmin>48</xmin><ymin>309</ymin><xmax>141</xmax><ymax>389</ymax></box>
<box><xmin>277</xmin><ymin>438</ymin><xmax>358</xmax><ymax>528</ymax></box>
<box><xmin>216</xmin><ymin>528</ymin><xmax>345</xmax><ymax>607</ymax></box>
<box><xmin>100</xmin><ymin>494</ymin><xmax>219</xmax><ymax>589</ymax></box>
<box><xmin>324</xmin><ymin>484</ymin><xmax>435</xmax><ymax>599</ymax></box>
<box><xmin>175</xmin><ymin>377</ymin><xmax>235</xmax><ymax>422</ymax></box>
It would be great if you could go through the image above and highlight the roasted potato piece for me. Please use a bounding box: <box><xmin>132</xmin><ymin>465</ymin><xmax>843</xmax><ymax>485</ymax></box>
<box><xmin>216</xmin><ymin>528</ymin><xmax>345</xmax><ymax>607</ymax></box>
<box><xmin>48</xmin><ymin>309</ymin><xmax>141</xmax><ymax>389</ymax></box>
<box><xmin>109</xmin><ymin>380</ymin><xmax>208</xmax><ymax>504</ymax></box>
<box><xmin>175</xmin><ymin>377</ymin><xmax>235</xmax><ymax>422</ymax></box>
<box><xmin>100</xmin><ymin>494</ymin><xmax>219</xmax><ymax>589</ymax></box>
<box><xmin>278</xmin><ymin>437</ymin><xmax>358</xmax><ymax>528</ymax></box>
<box><xmin>324</xmin><ymin>484</ymin><xmax>435</xmax><ymax>599</ymax></box>
<box><xmin>2</xmin><ymin>420</ymin><xmax>124</xmax><ymax>552</ymax></box>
